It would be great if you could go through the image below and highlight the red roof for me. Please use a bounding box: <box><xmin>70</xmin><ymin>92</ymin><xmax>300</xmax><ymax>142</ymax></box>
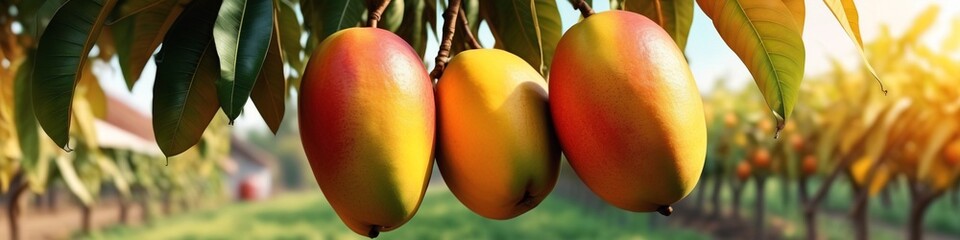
<box><xmin>105</xmin><ymin>95</ymin><xmax>155</xmax><ymax>142</ymax></box>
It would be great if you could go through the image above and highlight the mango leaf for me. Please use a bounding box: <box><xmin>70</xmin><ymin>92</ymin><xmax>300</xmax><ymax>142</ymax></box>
<box><xmin>903</xmin><ymin>6</ymin><xmax>938</xmax><ymax>44</ymax></box>
<box><xmin>379</xmin><ymin>0</ymin><xmax>406</xmax><ymax>32</ymax></box>
<box><xmin>276</xmin><ymin>0</ymin><xmax>304</xmax><ymax>76</ymax></box>
<box><xmin>55</xmin><ymin>155</ymin><xmax>94</xmax><ymax>205</ymax></box>
<box><xmin>12</xmin><ymin>55</ymin><xmax>52</xmax><ymax>194</ymax></box>
<box><xmin>154</xmin><ymin>0</ymin><xmax>223</xmax><ymax>157</ymax></box>
<box><xmin>697</xmin><ymin>0</ymin><xmax>805</xmax><ymax>134</ymax></box>
<box><xmin>72</xmin><ymin>87</ymin><xmax>100</xmax><ymax>150</ymax></box>
<box><xmin>111</xmin><ymin>0</ymin><xmax>187</xmax><ymax>90</ymax></box>
<box><xmin>214</xmin><ymin>0</ymin><xmax>274</xmax><ymax>122</ymax></box>
<box><xmin>622</xmin><ymin>0</ymin><xmax>694</xmax><ymax>50</ymax></box>
<box><xmin>14</xmin><ymin>0</ymin><xmax>69</xmax><ymax>45</ymax></box>
<box><xmin>300</xmin><ymin>0</ymin><xmax>365</xmax><ymax>53</ymax></box>
<box><xmin>32</xmin><ymin>0</ymin><xmax>119</xmax><ymax>149</ymax></box>
<box><xmin>395</xmin><ymin>0</ymin><xmax>434</xmax><ymax>57</ymax></box>
<box><xmin>97</xmin><ymin>154</ymin><xmax>131</xmax><ymax>198</ymax></box>
<box><xmin>78</xmin><ymin>61</ymin><xmax>107</xmax><ymax>119</ymax></box>
<box><xmin>480</xmin><ymin>0</ymin><xmax>562</xmax><ymax>75</ymax></box>
<box><xmin>251</xmin><ymin>20</ymin><xmax>286</xmax><ymax>134</ymax></box>
<box><xmin>14</xmin><ymin>54</ymin><xmax>40</xmax><ymax>166</ymax></box>
<box><xmin>783</xmin><ymin>0</ymin><xmax>804</xmax><ymax>32</ymax></box>
<box><xmin>822</xmin><ymin>0</ymin><xmax>885</xmax><ymax>94</ymax></box>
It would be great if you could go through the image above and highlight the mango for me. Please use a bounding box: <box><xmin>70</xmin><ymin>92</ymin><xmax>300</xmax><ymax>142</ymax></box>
<box><xmin>549</xmin><ymin>11</ymin><xmax>706</xmax><ymax>213</ymax></box>
<box><xmin>436</xmin><ymin>49</ymin><xmax>560</xmax><ymax>220</ymax></box>
<box><xmin>298</xmin><ymin>28</ymin><xmax>435</xmax><ymax>237</ymax></box>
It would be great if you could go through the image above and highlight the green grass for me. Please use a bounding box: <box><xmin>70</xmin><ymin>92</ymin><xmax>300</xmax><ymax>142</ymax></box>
<box><xmin>86</xmin><ymin>187</ymin><xmax>707</xmax><ymax>240</ymax></box>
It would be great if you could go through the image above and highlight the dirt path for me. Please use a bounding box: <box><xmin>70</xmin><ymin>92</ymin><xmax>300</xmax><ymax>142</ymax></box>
<box><xmin>0</xmin><ymin>199</ymin><xmax>145</xmax><ymax>240</ymax></box>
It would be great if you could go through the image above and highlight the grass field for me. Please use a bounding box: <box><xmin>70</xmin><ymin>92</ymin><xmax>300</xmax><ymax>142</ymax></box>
<box><xmin>84</xmin><ymin>186</ymin><xmax>707</xmax><ymax>240</ymax></box>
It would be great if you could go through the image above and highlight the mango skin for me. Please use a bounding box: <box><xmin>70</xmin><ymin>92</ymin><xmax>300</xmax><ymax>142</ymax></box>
<box><xmin>298</xmin><ymin>28</ymin><xmax>435</xmax><ymax>237</ymax></box>
<box><xmin>549</xmin><ymin>11</ymin><xmax>706</xmax><ymax>212</ymax></box>
<box><xmin>436</xmin><ymin>49</ymin><xmax>560</xmax><ymax>220</ymax></box>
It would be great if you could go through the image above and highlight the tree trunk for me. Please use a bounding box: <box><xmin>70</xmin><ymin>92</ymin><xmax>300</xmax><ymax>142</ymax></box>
<box><xmin>732</xmin><ymin>182</ymin><xmax>745</xmax><ymax>220</ymax></box>
<box><xmin>710</xmin><ymin>172</ymin><xmax>724</xmax><ymax>217</ymax></box>
<box><xmin>695</xmin><ymin>175</ymin><xmax>707</xmax><ymax>213</ymax></box>
<box><xmin>47</xmin><ymin>189</ymin><xmax>58</xmax><ymax>212</ymax></box>
<box><xmin>7</xmin><ymin>174</ymin><xmax>27</xmax><ymax>240</ymax></box>
<box><xmin>798</xmin><ymin>176</ymin><xmax>817</xmax><ymax>240</ymax></box>
<box><xmin>119</xmin><ymin>197</ymin><xmax>129</xmax><ymax>225</ymax></box>
<box><xmin>851</xmin><ymin>185</ymin><xmax>868</xmax><ymax>240</ymax></box>
<box><xmin>162</xmin><ymin>192</ymin><xmax>172</xmax><ymax>216</ymax></box>
<box><xmin>907</xmin><ymin>189</ymin><xmax>938</xmax><ymax>240</ymax></box>
<box><xmin>754</xmin><ymin>176</ymin><xmax>767</xmax><ymax>240</ymax></box>
<box><xmin>81</xmin><ymin>205</ymin><xmax>93</xmax><ymax>234</ymax></box>
<box><xmin>140</xmin><ymin>190</ymin><xmax>152</xmax><ymax>223</ymax></box>
<box><xmin>880</xmin><ymin>186</ymin><xmax>893</xmax><ymax>208</ymax></box>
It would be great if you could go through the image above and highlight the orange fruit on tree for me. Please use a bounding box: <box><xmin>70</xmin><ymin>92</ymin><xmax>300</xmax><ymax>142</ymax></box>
<box><xmin>549</xmin><ymin>10</ymin><xmax>706</xmax><ymax>214</ymax></box>
<box><xmin>298</xmin><ymin>28</ymin><xmax>435</xmax><ymax>237</ymax></box>
<box><xmin>724</xmin><ymin>112</ymin><xmax>738</xmax><ymax>128</ymax></box>
<box><xmin>752</xmin><ymin>148</ymin><xmax>771</xmax><ymax>169</ymax></box>
<box><xmin>790</xmin><ymin>134</ymin><xmax>805</xmax><ymax>153</ymax></box>
<box><xmin>940</xmin><ymin>138</ymin><xmax>960</xmax><ymax>167</ymax></box>
<box><xmin>436</xmin><ymin>49</ymin><xmax>560</xmax><ymax>220</ymax></box>
<box><xmin>801</xmin><ymin>154</ymin><xmax>817</xmax><ymax>176</ymax></box>
<box><xmin>737</xmin><ymin>161</ymin><xmax>752</xmax><ymax>181</ymax></box>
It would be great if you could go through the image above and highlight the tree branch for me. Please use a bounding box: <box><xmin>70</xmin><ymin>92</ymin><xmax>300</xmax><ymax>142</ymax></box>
<box><xmin>429</xmin><ymin>0</ymin><xmax>461</xmax><ymax>80</ymax></box>
<box><xmin>458</xmin><ymin>6</ymin><xmax>481</xmax><ymax>50</ymax></box>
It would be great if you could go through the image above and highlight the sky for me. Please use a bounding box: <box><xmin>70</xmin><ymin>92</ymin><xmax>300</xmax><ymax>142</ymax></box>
<box><xmin>97</xmin><ymin>0</ymin><xmax>960</xmax><ymax>136</ymax></box>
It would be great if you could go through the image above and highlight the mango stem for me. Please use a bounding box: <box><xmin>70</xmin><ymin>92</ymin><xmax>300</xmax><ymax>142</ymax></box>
<box><xmin>429</xmin><ymin>0</ymin><xmax>462</xmax><ymax>80</ymax></box>
<box><xmin>572</xmin><ymin>0</ymin><xmax>594</xmax><ymax>18</ymax></box>
<box><xmin>366</xmin><ymin>0</ymin><xmax>393</xmax><ymax>28</ymax></box>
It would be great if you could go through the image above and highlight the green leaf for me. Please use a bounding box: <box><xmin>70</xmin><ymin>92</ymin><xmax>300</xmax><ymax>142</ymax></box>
<box><xmin>481</xmin><ymin>0</ymin><xmax>563</xmax><ymax>75</ymax></box>
<box><xmin>697</xmin><ymin>0</ymin><xmax>805</xmax><ymax>132</ymax></box>
<box><xmin>622</xmin><ymin>0</ymin><xmax>694</xmax><ymax>50</ymax></box>
<box><xmin>111</xmin><ymin>0</ymin><xmax>187</xmax><ymax>90</ymax></box>
<box><xmin>395</xmin><ymin>0</ymin><xmax>433</xmax><ymax>57</ymax></box>
<box><xmin>15</xmin><ymin>0</ymin><xmax>69</xmax><ymax>44</ymax></box>
<box><xmin>251</xmin><ymin>23</ymin><xmax>286</xmax><ymax>134</ymax></box>
<box><xmin>214</xmin><ymin>0</ymin><xmax>275</xmax><ymax>121</ymax></box>
<box><xmin>276</xmin><ymin>0</ymin><xmax>304</xmax><ymax>76</ymax></box>
<box><xmin>300</xmin><ymin>0</ymin><xmax>365</xmax><ymax>52</ymax></box>
<box><xmin>14</xmin><ymin>54</ymin><xmax>40</xmax><ymax>165</ymax></box>
<box><xmin>32</xmin><ymin>0</ymin><xmax>119</xmax><ymax>149</ymax></box>
<box><xmin>153</xmin><ymin>0</ymin><xmax>223</xmax><ymax>157</ymax></box>
<box><xmin>822</xmin><ymin>0</ymin><xmax>886</xmax><ymax>94</ymax></box>
<box><xmin>379</xmin><ymin>0</ymin><xmax>406</xmax><ymax>32</ymax></box>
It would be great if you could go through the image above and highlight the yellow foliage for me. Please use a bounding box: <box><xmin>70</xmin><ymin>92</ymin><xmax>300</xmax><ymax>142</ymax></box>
<box><xmin>850</xmin><ymin>157</ymin><xmax>890</xmax><ymax>196</ymax></box>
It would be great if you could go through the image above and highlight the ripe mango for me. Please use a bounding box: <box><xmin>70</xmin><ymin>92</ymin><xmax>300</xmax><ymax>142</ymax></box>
<box><xmin>436</xmin><ymin>49</ymin><xmax>560</xmax><ymax>219</ymax></box>
<box><xmin>298</xmin><ymin>28</ymin><xmax>435</xmax><ymax>237</ymax></box>
<box><xmin>549</xmin><ymin>11</ymin><xmax>706</xmax><ymax>213</ymax></box>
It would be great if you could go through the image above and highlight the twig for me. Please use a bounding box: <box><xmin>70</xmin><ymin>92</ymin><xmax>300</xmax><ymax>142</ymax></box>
<box><xmin>458</xmin><ymin>6</ymin><xmax>481</xmax><ymax>50</ymax></box>
<box><xmin>367</xmin><ymin>0</ymin><xmax>393</xmax><ymax>28</ymax></box>
<box><xmin>429</xmin><ymin>0</ymin><xmax>461</xmax><ymax>80</ymax></box>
